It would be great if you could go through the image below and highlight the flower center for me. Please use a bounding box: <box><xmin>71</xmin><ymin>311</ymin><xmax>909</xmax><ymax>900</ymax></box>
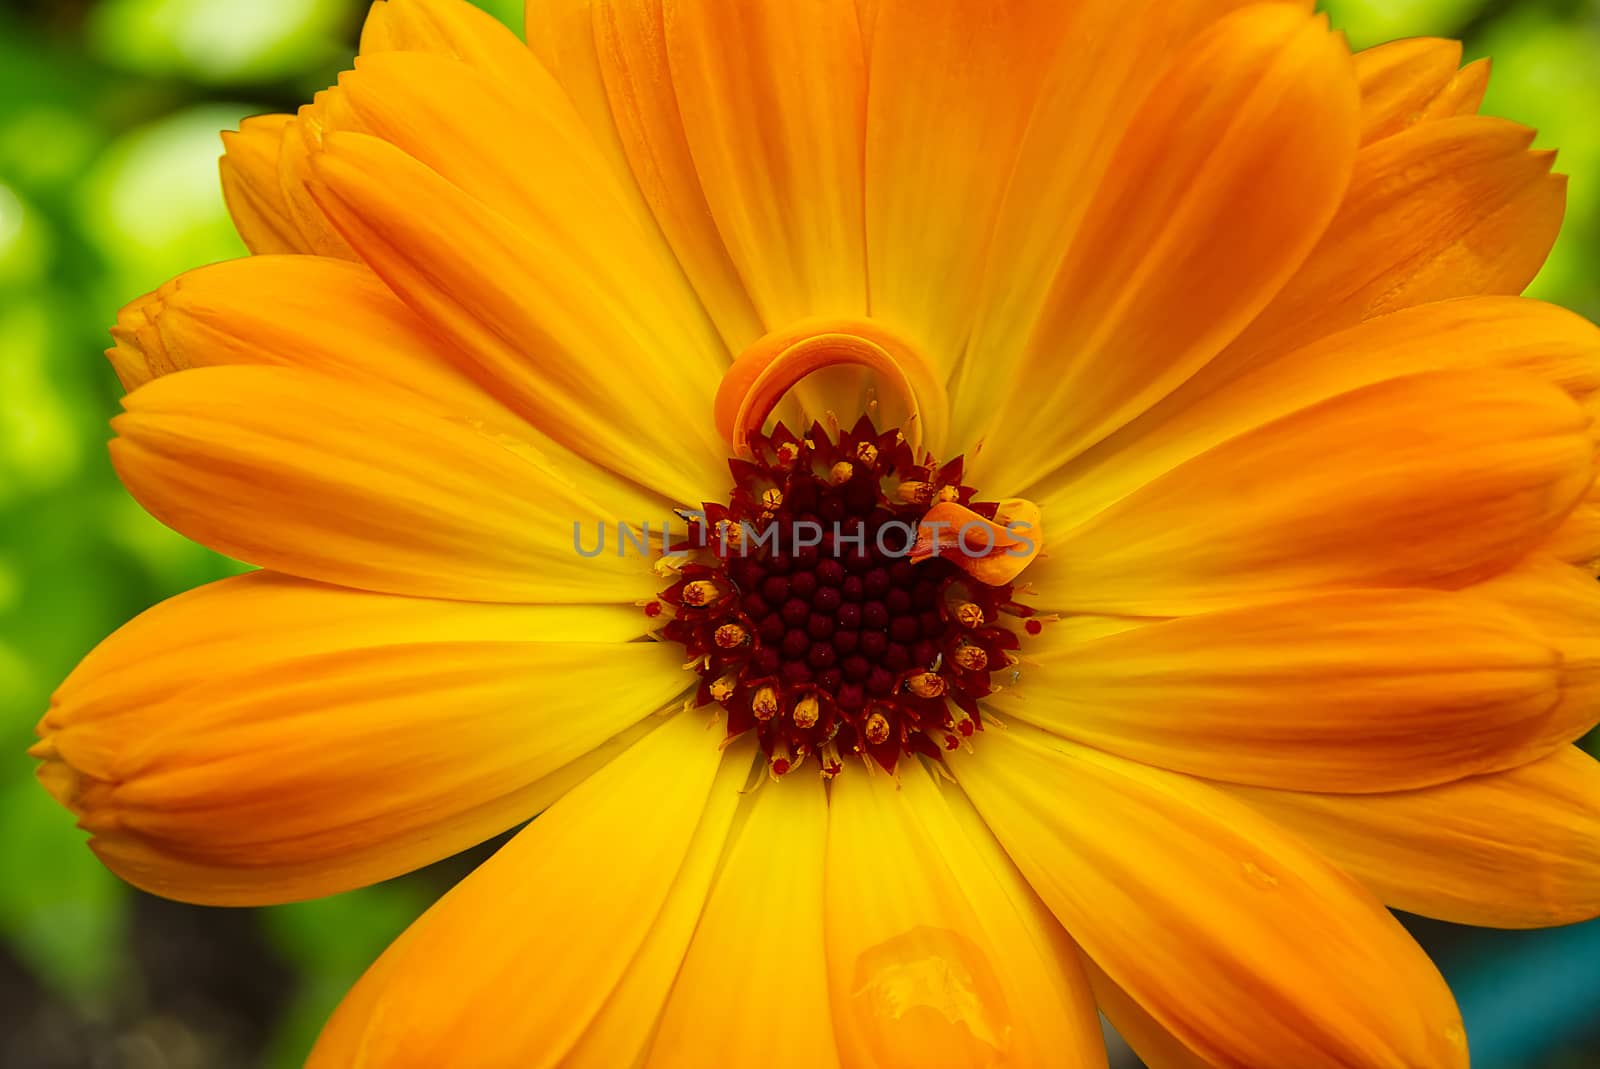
<box><xmin>651</xmin><ymin>417</ymin><xmax>1041</xmax><ymax>779</ymax></box>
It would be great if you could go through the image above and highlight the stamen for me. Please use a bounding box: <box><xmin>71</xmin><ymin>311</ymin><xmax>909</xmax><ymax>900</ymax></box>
<box><xmin>717</xmin><ymin>519</ymin><xmax>745</xmax><ymax>551</ymax></box>
<box><xmin>864</xmin><ymin>711</ymin><xmax>892</xmax><ymax>747</ymax></box>
<box><xmin>896</xmin><ymin>480</ymin><xmax>933</xmax><ymax>505</ymax></box>
<box><xmin>820</xmin><ymin>741</ymin><xmax>844</xmax><ymax>780</ymax></box>
<box><xmin>769</xmin><ymin>739</ymin><xmax>794</xmax><ymax>779</ymax></box>
<box><xmin>793</xmin><ymin>694</ymin><xmax>821</xmax><ymax>729</ymax></box>
<box><xmin>954</xmin><ymin>602</ymin><xmax>986</xmax><ymax>629</ymax></box>
<box><xmin>952</xmin><ymin>642</ymin><xmax>989</xmax><ymax>672</ymax></box>
<box><xmin>682</xmin><ymin>579</ymin><xmax>725</xmax><ymax>607</ymax></box>
<box><xmin>752</xmin><ymin>686</ymin><xmax>780</xmax><ymax>722</ymax></box>
<box><xmin>709</xmin><ymin>672</ymin><xmax>738</xmax><ymax>703</ymax></box>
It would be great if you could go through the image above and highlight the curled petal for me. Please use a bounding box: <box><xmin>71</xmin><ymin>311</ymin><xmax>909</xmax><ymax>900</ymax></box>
<box><xmin>910</xmin><ymin>499</ymin><xmax>1043</xmax><ymax>586</ymax></box>
<box><xmin>715</xmin><ymin>320</ymin><xmax>949</xmax><ymax>457</ymax></box>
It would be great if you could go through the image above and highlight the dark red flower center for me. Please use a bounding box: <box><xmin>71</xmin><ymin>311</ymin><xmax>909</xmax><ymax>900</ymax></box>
<box><xmin>651</xmin><ymin>417</ymin><xmax>1036</xmax><ymax>778</ymax></box>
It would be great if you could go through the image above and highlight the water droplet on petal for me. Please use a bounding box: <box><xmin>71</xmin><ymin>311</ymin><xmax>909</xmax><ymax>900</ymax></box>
<box><xmin>849</xmin><ymin>926</ymin><xmax>1011</xmax><ymax>1068</ymax></box>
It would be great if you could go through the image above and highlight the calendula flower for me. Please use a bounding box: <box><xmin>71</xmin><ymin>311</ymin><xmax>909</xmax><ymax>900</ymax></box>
<box><xmin>33</xmin><ymin>0</ymin><xmax>1600</xmax><ymax>1065</ymax></box>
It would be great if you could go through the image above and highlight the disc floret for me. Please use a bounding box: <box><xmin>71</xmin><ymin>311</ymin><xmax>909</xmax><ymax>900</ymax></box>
<box><xmin>652</xmin><ymin>417</ymin><xmax>1035</xmax><ymax>777</ymax></box>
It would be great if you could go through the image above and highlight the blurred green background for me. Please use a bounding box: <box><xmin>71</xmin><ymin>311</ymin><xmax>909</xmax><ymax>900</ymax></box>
<box><xmin>0</xmin><ymin>0</ymin><xmax>1597</xmax><ymax>1066</ymax></box>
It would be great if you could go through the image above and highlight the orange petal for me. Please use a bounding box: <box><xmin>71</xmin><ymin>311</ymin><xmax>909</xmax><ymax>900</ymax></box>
<box><xmin>325</xmin><ymin>49</ymin><xmax>724</xmax><ymax>385</ymax></box>
<box><xmin>308</xmin><ymin>129</ymin><xmax>728</xmax><ymax>506</ymax></box>
<box><xmin>994</xmin><ymin>586</ymin><xmax>1565</xmax><ymax>792</ymax></box>
<box><xmin>910</xmin><ymin>500</ymin><xmax>1042</xmax><ymax>587</ymax></box>
<box><xmin>1035</xmin><ymin>297</ymin><xmax>1600</xmax><ymax>529</ymax></box>
<box><xmin>1034</xmin><ymin>369</ymin><xmax>1595</xmax><ymax>615</ymax></box>
<box><xmin>105</xmin><ymin>255</ymin><xmax>669</xmax><ymax>520</ymax></box>
<box><xmin>952</xmin><ymin>0</ymin><xmax>1313</xmax><ymax>438</ymax></box>
<box><xmin>823</xmin><ymin>762</ymin><xmax>1105</xmax><ymax>1069</ymax></box>
<box><xmin>275</xmin><ymin>98</ymin><xmax>359</xmax><ymax>260</ymax></box>
<box><xmin>1544</xmin><ymin>501</ymin><xmax>1600</xmax><ymax>567</ymax></box>
<box><xmin>367</xmin><ymin>0</ymin><xmax>665</xmax><ymax>187</ymax></box>
<box><xmin>307</xmin><ymin>709</ymin><xmax>745</xmax><ymax>1067</ymax></box>
<box><xmin>951</xmin><ymin>723</ymin><xmax>1468</xmax><ymax>1069</ymax></box>
<box><xmin>646</xmin><ymin>776</ymin><xmax>839</xmax><ymax>1069</ymax></box>
<box><xmin>106</xmin><ymin>256</ymin><xmax>515</xmax><ymax>424</ymax></box>
<box><xmin>1422</xmin><ymin>57</ymin><xmax>1491</xmax><ymax>124</ymax></box>
<box><xmin>259</xmin><ymin>0</ymin><xmax>589</xmax><ymax>267</ymax></box>
<box><xmin>1086</xmin><ymin>959</ymin><xmax>1218</xmax><ymax>1069</ymax></box>
<box><xmin>217</xmin><ymin>114</ymin><xmax>304</xmax><ymax>255</ymax></box>
<box><xmin>1468</xmin><ymin>555</ymin><xmax>1600</xmax><ymax>748</ymax></box>
<box><xmin>320</xmin><ymin>42</ymin><xmax>736</xmax><ymax>474</ymax></box>
<box><xmin>862</xmin><ymin>0</ymin><xmax>1074</xmax><ymax>381</ymax></box>
<box><xmin>1225</xmin><ymin>746</ymin><xmax>1600</xmax><ymax>929</ymax></box>
<box><xmin>535</xmin><ymin>0</ymin><xmax>765</xmax><ymax>354</ymax></box>
<box><xmin>105</xmin><ymin>288</ymin><xmax>164</xmax><ymax>391</ymax></box>
<box><xmin>34</xmin><ymin>571</ymin><xmax>687</xmax><ymax>905</ymax></box>
<box><xmin>1354</xmin><ymin>37</ymin><xmax>1470</xmax><ymax>144</ymax></box>
<box><xmin>1214</xmin><ymin>115</ymin><xmax>1565</xmax><ymax>376</ymax></box>
<box><xmin>111</xmin><ymin>365</ymin><xmax>661</xmax><ymax>603</ymax></box>
<box><xmin>957</xmin><ymin>3</ymin><xmax>1355</xmax><ymax>485</ymax></box>
<box><xmin>360</xmin><ymin>0</ymin><xmax>533</xmax><ymax>74</ymax></box>
<box><xmin>660</xmin><ymin>0</ymin><xmax>868</xmax><ymax>327</ymax></box>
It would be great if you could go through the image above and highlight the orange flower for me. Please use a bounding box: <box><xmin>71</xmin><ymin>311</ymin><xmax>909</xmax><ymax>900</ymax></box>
<box><xmin>33</xmin><ymin>1</ymin><xmax>1600</xmax><ymax>1066</ymax></box>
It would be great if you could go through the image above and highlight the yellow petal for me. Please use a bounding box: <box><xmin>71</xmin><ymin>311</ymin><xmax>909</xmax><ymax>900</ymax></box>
<box><xmin>1216</xmin><ymin>116</ymin><xmax>1564</xmax><ymax>375</ymax></box>
<box><xmin>824</xmin><ymin>762</ymin><xmax>1105</xmax><ymax>1069</ymax></box>
<box><xmin>646</xmin><ymin>776</ymin><xmax>839</xmax><ymax>1069</ymax></box>
<box><xmin>1035</xmin><ymin>369</ymin><xmax>1595</xmax><ymax>616</ymax></box>
<box><xmin>531</xmin><ymin>0</ymin><xmax>765</xmax><ymax>353</ymax></box>
<box><xmin>660</xmin><ymin>0</ymin><xmax>868</xmax><ymax>326</ymax></box>
<box><xmin>1225</xmin><ymin>746</ymin><xmax>1600</xmax><ymax>929</ymax></box>
<box><xmin>959</xmin><ymin>3</ymin><xmax>1355</xmax><ymax>484</ymax></box>
<box><xmin>559</xmin><ymin>740</ymin><xmax>756</xmax><ymax>1069</ymax></box>
<box><xmin>111</xmin><ymin>365</ymin><xmax>661</xmax><ymax>603</ymax></box>
<box><xmin>308</xmin><ymin>130</ymin><xmax>728</xmax><ymax>506</ymax></box>
<box><xmin>33</xmin><ymin>571</ymin><xmax>687</xmax><ymax>905</ymax></box>
<box><xmin>217</xmin><ymin>114</ymin><xmax>304</xmax><ymax>255</ymax></box>
<box><xmin>1354</xmin><ymin>37</ymin><xmax>1469</xmax><ymax>144</ymax></box>
<box><xmin>996</xmin><ymin>586</ymin><xmax>1567</xmax><ymax>792</ymax></box>
<box><xmin>1035</xmin><ymin>297</ymin><xmax>1600</xmax><ymax>529</ymax></box>
<box><xmin>951</xmin><ymin>722</ymin><xmax>1468</xmax><ymax>1069</ymax></box>
<box><xmin>306</xmin><ymin>708</ymin><xmax>742</xmax><ymax>1067</ymax></box>
<box><xmin>862</xmin><ymin>0</ymin><xmax>1074</xmax><ymax>381</ymax></box>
